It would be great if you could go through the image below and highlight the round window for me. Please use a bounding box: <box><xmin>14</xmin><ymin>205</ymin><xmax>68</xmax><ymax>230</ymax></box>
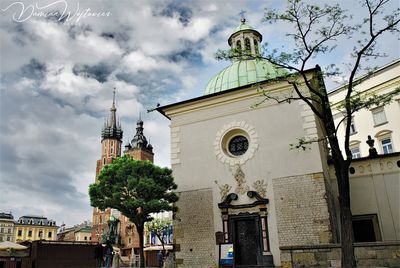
<box><xmin>228</xmin><ymin>135</ymin><xmax>249</xmax><ymax>156</ymax></box>
<box><xmin>215</xmin><ymin>121</ymin><xmax>258</xmax><ymax>165</ymax></box>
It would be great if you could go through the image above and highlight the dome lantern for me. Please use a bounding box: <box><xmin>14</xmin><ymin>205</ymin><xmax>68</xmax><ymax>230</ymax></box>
<box><xmin>228</xmin><ymin>18</ymin><xmax>263</xmax><ymax>59</ymax></box>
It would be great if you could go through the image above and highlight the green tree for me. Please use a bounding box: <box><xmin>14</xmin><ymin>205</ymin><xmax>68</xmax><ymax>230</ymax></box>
<box><xmin>89</xmin><ymin>155</ymin><xmax>178</xmax><ymax>268</ymax></box>
<box><xmin>145</xmin><ymin>218</ymin><xmax>172</xmax><ymax>253</ymax></box>
<box><xmin>218</xmin><ymin>1</ymin><xmax>399</xmax><ymax>267</ymax></box>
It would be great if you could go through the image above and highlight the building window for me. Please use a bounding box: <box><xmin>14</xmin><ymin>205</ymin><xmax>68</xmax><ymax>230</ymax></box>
<box><xmin>38</xmin><ymin>230</ymin><xmax>43</xmax><ymax>239</ymax></box>
<box><xmin>48</xmin><ymin>232</ymin><xmax>52</xmax><ymax>238</ymax></box>
<box><xmin>17</xmin><ymin>230</ymin><xmax>22</xmax><ymax>236</ymax></box>
<box><xmin>381</xmin><ymin>138</ymin><xmax>393</xmax><ymax>154</ymax></box>
<box><xmin>6</xmin><ymin>236</ymin><xmax>10</xmax><ymax>241</ymax></box>
<box><xmin>228</xmin><ymin>135</ymin><xmax>249</xmax><ymax>156</ymax></box>
<box><xmin>84</xmin><ymin>236</ymin><xmax>87</xmax><ymax>241</ymax></box>
<box><xmin>372</xmin><ymin>108</ymin><xmax>387</xmax><ymax>126</ymax></box>
<box><xmin>28</xmin><ymin>230</ymin><xmax>32</xmax><ymax>237</ymax></box>
<box><xmin>0</xmin><ymin>228</ymin><xmax>3</xmax><ymax>233</ymax></box>
<box><xmin>349</xmin><ymin>117</ymin><xmax>357</xmax><ymax>135</ymax></box>
<box><xmin>350</xmin><ymin>147</ymin><xmax>361</xmax><ymax>159</ymax></box>
<box><xmin>352</xmin><ymin>214</ymin><xmax>381</xmax><ymax>242</ymax></box>
<box><xmin>7</xmin><ymin>228</ymin><xmax>11</xmax><ymax>234</ymax></box>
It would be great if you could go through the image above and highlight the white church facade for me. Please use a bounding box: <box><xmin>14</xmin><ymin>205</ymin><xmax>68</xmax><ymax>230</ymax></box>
<box><xmin>158</xmin><ymin>19</ymin><xmax>335</xmax><ymax>267</ymax></box>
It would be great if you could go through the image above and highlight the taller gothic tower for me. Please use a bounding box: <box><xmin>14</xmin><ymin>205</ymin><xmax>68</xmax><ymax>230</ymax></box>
<box><xmin>92</xmin><ymin>89</ymin><xmax>123</xmax><ymax>243</ymax></box>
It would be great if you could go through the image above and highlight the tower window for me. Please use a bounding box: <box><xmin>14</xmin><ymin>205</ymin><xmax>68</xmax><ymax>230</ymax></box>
<box><xmin>244</xmin><ymin>38</ymin><xmax>251</xmax><ymax>51</ymax></box>
<box><xmin>236</xmin><ymin>40</ymin><xmax>242</xmax><ymax>50</ymax></box>
<box><xmin>254</xmin><ymin>40</ymin><xmax>259</xmax><ymax>53</ymax></box>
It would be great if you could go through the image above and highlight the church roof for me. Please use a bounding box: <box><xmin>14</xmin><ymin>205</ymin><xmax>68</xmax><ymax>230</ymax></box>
<box><xmin>204</xmin><ymin>19</ymin><xmax>285</xmax><ymax>95</ymax></box>
<box><xmin>204</xmin><ymin>59</ymin><xmax>287</xmax><ymax>95</ymax></box>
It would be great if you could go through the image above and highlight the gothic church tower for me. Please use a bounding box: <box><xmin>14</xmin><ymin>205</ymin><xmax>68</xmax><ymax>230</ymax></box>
<box><xmin>92</xmin><ymin>89</ymin><xmax>123</xmax><ymax>243</ymax></box>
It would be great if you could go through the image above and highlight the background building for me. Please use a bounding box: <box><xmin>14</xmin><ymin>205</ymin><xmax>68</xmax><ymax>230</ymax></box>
<box><xmin>0</xmin><ymin>212</ymin><xmax>15</xmax><ymax>242</ymax></box>
<box><xmin>329</xmin><ymin>60</ymin><xmax>400</xmax><ymax>158</ymax></box>
<box><xmin>14</xmin><ymin>216</ymin><xmax>57</xmax><ymax>242</ymax></box>
<box><xmin>57</xmin><ymin>221</ymin><xmax>92</xmax><ymax>242</ymax></box>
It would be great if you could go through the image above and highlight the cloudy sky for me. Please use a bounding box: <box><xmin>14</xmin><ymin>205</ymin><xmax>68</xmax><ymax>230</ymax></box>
<box><xmin>0</xmin><ymin>0</ymin><xmax>398</xmax><ymax>227</ymax></box>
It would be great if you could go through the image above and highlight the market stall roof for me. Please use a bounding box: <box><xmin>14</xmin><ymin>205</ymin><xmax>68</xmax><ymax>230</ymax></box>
<box><xmin>0</xmin><ymin>241</ymin><xmax>28</xmax><ymax>250</ymax></box>
<box><xmin>144</xmin><ymin>245</ymin><xmax>173</xmax><ymax>251</ymax></box>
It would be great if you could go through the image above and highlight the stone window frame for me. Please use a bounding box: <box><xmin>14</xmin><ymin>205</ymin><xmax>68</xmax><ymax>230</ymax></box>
<box><xmin>214</xmin><ymin>121</ymin><xmax>258</xmax><ymax>166</ymax></box>
<box><xmin>371</xmin><ymin>107</ymin><xmax>388</xmax><ymax>127</ymax></box>
<box><xmin>349</xmin><ymin>140</ymin><xmax>362</xmax><ymax>159</ymax></box>
<box><xmin>375</xmin><ymin>130</ymin><xmax>394</xmax><ymax>154</ymax></box>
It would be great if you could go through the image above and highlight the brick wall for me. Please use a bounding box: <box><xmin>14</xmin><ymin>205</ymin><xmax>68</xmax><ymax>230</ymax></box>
<box><xmin>273</xmin><ymin>173</ymin><xmax>333</xmax><ymax>247</ymax></box>
<box><xmin>174</xmin><ymin>189</ymin><xmax>216</xmax><ymax>268</ymax></box>
<box><xmin>280</xmin><ymin>241</ymin><xmax>400</xmax><ymax>267</ymax></box>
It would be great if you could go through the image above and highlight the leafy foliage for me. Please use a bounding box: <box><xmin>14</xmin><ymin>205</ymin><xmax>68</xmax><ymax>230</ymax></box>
<box><xmin>145</xmin><ymin>218</ymin><xmax>172</xmax><ymax>249</ymax></box>
<box><xmin>89</xmin><ymin>155</ymin><xmax>178</xmax><ymax>226</ymax></box>
<box><xmin>89</xmin><ymin>156</ymin><xmax>178</xmax><ymax>268</ymax></box>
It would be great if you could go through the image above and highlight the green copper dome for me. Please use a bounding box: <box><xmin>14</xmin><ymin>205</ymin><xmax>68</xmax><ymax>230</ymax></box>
<box><xmin>204</xmin><ymin>59</ymin><xmax>287</xmax><ymax>95</ymax></box>
<box><xmin>234</xmin><ymin>21</ymin><xmax>254</xmax><ymax>33</ymax></box>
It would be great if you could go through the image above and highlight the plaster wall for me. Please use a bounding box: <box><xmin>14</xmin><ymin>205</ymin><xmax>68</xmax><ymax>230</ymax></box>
<box><xmin>329</xmin><ymin>154</ymin><xmax>400</xmax><ymax>240</ymax></box>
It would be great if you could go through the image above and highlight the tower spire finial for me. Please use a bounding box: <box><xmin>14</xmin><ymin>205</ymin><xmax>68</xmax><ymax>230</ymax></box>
<box><xmin>239</xmin><ymin>10</ymin><xmax>247</xmax><ymax>23</ymax></box>
<box><xmin>112</xmin><ymin>87</ymin><xmax>116</xmax><ymax>108</ymax></box>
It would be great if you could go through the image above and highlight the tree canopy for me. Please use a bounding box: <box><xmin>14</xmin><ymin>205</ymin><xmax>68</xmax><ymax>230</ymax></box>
<box><xmin>89</xmin><ymin>155</ymin><xmax>178</xmax><ymax>267</ymax></box>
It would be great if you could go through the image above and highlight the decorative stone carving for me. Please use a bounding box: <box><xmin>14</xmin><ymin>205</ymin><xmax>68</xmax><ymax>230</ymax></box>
<box><xmin>214</xmin><ymin>180</ymin><xmax>232</xmax><ymax>201</ymax></box>
<box><xmin>233</xmin><ymin>165</ymin><xmax>249</xmax><ymax>195</ymax></box>
<box><xmin>253</xmin><ymin>179</ymin><xmax>268</xmax><ymax>197</ymax></box>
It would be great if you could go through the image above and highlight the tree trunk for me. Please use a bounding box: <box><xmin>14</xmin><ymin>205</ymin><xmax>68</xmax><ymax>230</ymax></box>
<box><xmin>137</xmin><ymin>224</ymin><xmax>146</xmax><ymax>268</ymax></box>
<box><xmin>317</xmin><ymin>70</ymin><xmax>356</xmax><ymax>267</ymax></box>
<box><xmin>333</xmin><ymin>157</ymin><xmax>356</xmax><ymax>267</ymax></box>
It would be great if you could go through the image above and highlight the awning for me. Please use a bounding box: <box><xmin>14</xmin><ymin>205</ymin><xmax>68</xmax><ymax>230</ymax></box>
<box><xmin>0</xmin><ymin>241</ymin><xmax>28</xmax><ymax>250</ymax></box>
<box><xmin>144</xmin><ymin>245</ymin><xmax>173</xmax><ymax>251</ymax></box>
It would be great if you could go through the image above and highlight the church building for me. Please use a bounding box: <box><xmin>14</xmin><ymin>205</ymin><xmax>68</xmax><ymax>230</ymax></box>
<box><xmin>157</xmin><ymin>19</ymin><xmax>335</xmax><ymax>267</ymax></box>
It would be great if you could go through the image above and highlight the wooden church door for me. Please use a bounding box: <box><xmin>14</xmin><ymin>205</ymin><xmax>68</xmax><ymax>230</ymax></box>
<box><xmin>230</xmin><ymin>214</ymin><xmax>261</xmax><ymax>266</ymax></box>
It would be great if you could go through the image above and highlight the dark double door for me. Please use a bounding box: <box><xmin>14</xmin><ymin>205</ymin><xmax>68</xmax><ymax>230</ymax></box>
<box><xmin>229</xmin><ymin>214</ymin><xmax>261</xmax><ymax>266</ymax></box>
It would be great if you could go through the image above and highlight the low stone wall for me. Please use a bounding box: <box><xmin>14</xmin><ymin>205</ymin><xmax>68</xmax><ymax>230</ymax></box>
<box><xmin>280</xmin><ymin>241</ymin><xmax>400</xmax><ymax>267</ymax></box>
